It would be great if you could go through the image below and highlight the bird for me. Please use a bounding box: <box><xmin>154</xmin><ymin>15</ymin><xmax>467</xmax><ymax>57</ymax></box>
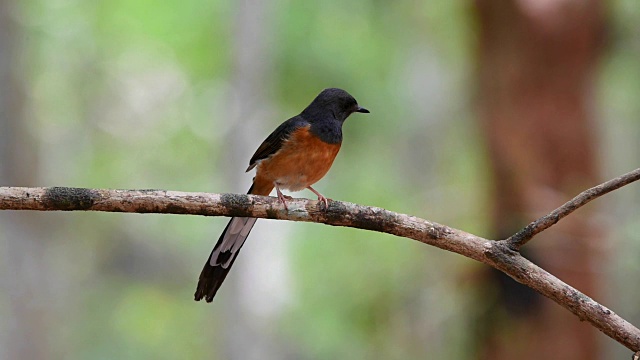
<box><xmin>194</xmin><ymin>88</ymin><xmax>369</xmax><ymax>302</ymax></box>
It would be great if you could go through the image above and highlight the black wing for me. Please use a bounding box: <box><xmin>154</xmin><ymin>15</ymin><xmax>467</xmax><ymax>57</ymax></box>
<box><xmin>246</xmin><ymin>115</ymin><xmax>308</xmax><ymax>172</ymax></box>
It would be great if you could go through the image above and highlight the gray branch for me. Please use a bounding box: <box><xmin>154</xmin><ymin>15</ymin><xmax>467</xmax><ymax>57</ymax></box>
<box><xmin>508</xmin><ymin>167</ymin><xmax>640</xmax><ymax>249</ymax></box>
<box><xmin>1</xmin><ymin>174</ymin><xmax>639</xmax><ymax>351</ymax></box>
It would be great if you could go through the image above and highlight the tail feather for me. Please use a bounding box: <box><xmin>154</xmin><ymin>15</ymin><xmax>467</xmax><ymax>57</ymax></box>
<box><xmin>194</xmin><ymin>217</ymin><xmax>256</xmax><ymax>302</ymax></box>
<box><xmin>194</xmin><ymin>181</ymin><xmax>273</xmax><ymax>302</ymax></box>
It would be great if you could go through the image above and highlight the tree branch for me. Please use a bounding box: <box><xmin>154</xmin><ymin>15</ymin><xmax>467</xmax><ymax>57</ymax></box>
<box><xmin>0</xmin><ymin>182</ymin><xmax>639</xmax><ymax>352</ymax></box>
<box><xmin>507</xmin><ymin>167</ymin><xmax>640</xmax><ymax>250</ymax></box>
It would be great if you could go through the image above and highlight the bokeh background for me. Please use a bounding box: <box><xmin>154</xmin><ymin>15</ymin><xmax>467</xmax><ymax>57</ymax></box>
<box><xmin>1</xmin><ymin>0</ymin><xmax>639</xmax><ymax>359</ymax></box>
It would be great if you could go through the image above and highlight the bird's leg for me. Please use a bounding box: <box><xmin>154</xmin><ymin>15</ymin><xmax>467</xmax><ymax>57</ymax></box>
<box><xmin>275</xmin><ymin>184</ymin><xmax>292</xmax><ymax>210</ymax></box>
<box><xmin>307</xmin><ymin>186</ymin><xmax>330</xmax><ymax>209</ymax></box>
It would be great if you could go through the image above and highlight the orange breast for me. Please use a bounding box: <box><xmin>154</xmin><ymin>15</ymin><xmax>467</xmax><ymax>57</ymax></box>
<box><xmin>254</xmin><ymin>126</ymin><xmax>341</xmax><ymax>192</ymax></box>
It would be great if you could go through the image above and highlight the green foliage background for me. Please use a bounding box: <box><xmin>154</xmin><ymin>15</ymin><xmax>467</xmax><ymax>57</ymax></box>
<box><xmin>2</xmin><ymin>0</ymin><xmax>639</xmax><ymax>358</ymax></box>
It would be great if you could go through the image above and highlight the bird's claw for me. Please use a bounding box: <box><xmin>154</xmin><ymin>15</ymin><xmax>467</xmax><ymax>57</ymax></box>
<box><xmin>277</xmin><ymin>195</ymin><xmax>291</xmax><ymax>211</ymax></box>
<box><xmin>317</xmin><ymin>195</ymin><xmax>330</xmax><ymax>211</ymax></box>
<box><xmin>276</xmin><ymin>189</ymin><xmax>292</xmax><ymax>211</ymax></box>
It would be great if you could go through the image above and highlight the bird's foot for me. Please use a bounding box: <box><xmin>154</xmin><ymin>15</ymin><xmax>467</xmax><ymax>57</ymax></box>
<box><xmin>307</xmin><ymin>186</ymin><xmax>330</xmax><ymax>211</ymax></box>
<box><xmin>316</xmin><ymin>194</ymin><xmax>330</xmax><ymax>210</ymax></box>
<box><xmin>276</xmin><ymin>187</ymin><xmax>292</xmax><ymax>210</ymax></box>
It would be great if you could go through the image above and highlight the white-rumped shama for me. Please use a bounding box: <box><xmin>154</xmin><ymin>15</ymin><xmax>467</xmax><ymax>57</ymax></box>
<box><xmin>194</xmin><ymin>88</ymin><xmax>369</xmax><ymax>302</ymax></box>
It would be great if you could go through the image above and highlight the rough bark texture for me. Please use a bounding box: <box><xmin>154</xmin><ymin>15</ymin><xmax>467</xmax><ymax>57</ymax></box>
<box><xmin>1</xmin><ymin>177</ymin><xmax>639</xmax><ymax>353</ymax></box>
<box><xmin>474</xmin><ymin>0</ymin><xmax>606</xmax><ymax>358</ymax></box>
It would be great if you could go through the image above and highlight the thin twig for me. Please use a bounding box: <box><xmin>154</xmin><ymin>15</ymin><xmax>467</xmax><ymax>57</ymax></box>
<box><xmin>507</xmin><ymin>167</ymin><xmax>640</xmax><ymax>250</ymax></box>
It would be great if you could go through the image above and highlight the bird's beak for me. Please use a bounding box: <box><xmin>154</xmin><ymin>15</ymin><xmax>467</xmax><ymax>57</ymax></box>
<box><xmin>356</xmin><ymin>106</ymin><xmax>370</xmax><ymax>113</ymax></box>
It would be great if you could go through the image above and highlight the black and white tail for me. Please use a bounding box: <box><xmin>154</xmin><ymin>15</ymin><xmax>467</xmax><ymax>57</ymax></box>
<box><xmin>194</xmin><ymin>216</ymin><xmax>258</xmax><ymax>302</ymax></box>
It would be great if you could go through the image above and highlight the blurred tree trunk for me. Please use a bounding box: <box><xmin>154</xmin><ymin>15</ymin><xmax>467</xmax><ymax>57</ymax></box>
<box><xmin>473</xmin><ymin>1</ymin><xmax>606</xmax><ymax>359</ymax></box>
<box><xmin>0</xmin><ymin>1</ymin><xmax>56</xmax><ymax>359</ymax></box>
<box><xmin>216</xmin><ymin>0</ymin><xmax>294</xmax><ymax>359</ymax></box>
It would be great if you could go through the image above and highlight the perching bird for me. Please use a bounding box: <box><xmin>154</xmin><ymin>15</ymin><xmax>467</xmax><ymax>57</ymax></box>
<box><xmin>194</xmin><ymin>88</ymin><xmax>369</xmax><ymax>302</ymax></box>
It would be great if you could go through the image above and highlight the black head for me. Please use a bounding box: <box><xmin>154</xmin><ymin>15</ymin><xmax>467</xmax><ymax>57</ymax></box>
<box><xmin>301</xmin><ymin>88</ymin><xmax>369</xmax><ymax>122</ymax></box>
